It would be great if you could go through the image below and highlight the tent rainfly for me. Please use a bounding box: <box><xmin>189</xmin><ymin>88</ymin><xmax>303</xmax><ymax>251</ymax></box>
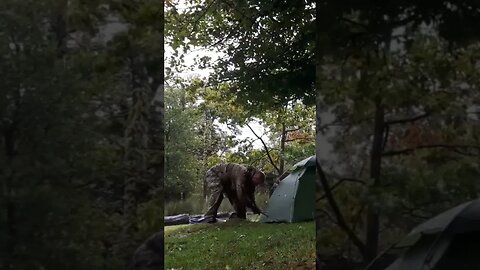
<box><xmin>260</xmin><ymin>155</ymin><xmax>316</xmax><ymax>223</ymax></box>
<box><xmin>385</xmin><ymin>198</ymin><xmax>480</xmax><ymax>270</ymax></box>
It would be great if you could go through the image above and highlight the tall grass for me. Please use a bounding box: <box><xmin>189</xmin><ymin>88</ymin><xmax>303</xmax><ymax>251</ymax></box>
<box><xmin>164</xmin><ymin>192</ymin><xmax>271</xmax><ymax>216</ymax></box>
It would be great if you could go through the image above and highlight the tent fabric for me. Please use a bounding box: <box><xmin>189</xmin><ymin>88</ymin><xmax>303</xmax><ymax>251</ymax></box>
<box><xmin>292</xmin><ymin>155</ymin><xmax>316</xmax><ymax>169</ymax></box>
<box><xmin>386</xmin><ymin>235</ymin><xmax>452</xmax><ymax>270</ymax></box>
<box><xmin>260</xmin><ymin>155</ymin><xmax>316</xmax><ymax>223</ymax></box>
<box><xmin>435</xmin><ymin>233</ymin><xmax>480</xmax><ymax>270</ymax></box>
<box><xmin>397</xmin><ymin>199</ymin><xmax>480</xmax><ymax>248</ymax></box>
<box><xmin>386</xmin><ymin>198</ymin><xmax>480</xmax><ymax>270</ymax></box>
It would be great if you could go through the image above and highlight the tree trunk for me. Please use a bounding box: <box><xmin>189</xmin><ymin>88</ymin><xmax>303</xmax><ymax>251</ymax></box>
<box><xmin>202</xmin><ymin>109</ymin><xmax>212</xmax><ymax>199</ymax></box>
<box><xmin>118</xmin><ymin>59</ymin><xmax>150</xmax><ymax>263</ymax></box>
<box><xmin>3</xmin><ymin>127</ymin><xmax>16</xmax><ymax>268</ymax></box>
<box><xmin>279</xmin><ymin>122</ymin><xmax>286</xmax><ymax>175</ymax></box>
<box><xmin>365</xmin><ymin>101</ymin><xmax>385</xmax><ymax>265</ymax></box>
<box><xmin>150</xmin><ymin>83</ymin><xmax>164</xmax><ymax>192</ymax></box>
<box><xmin>365</xmin><ymin>29</ymin><xmax>392</xmax><ymax>267</ymax></box>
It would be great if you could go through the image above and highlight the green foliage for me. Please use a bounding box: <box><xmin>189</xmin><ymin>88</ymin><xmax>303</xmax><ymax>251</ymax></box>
<box><xmin>165</xmin><ymin>87</ymin><xmax>204</xmax><ymax>198</ymax></box>
<box><xmin>316</xmin><ymin>3</ymin><xmax>480</xmax><ymax>261</ymax></box>
<box><xmin>166</xmin><ymin>0</ymin><xmax>316</xmax><ymax>110</ymax></box>
<box><xmin>189</xmin><ymin>79</ymin><xmax>315</xmax><ymax>171</ymax></box>
<box><xmin>136</xmin><ymin>198</ymin><xmax>165</xmax><ymax>240</ymax></box>
<box><xmin>0</xmin><ymin>0</ymin><xmax>164</xmax><ymax>268</ymax></box>
<box><xmin>163</xmin><ymin>76</ymin><xmax>315</xmax><ymax>206</ymax></box>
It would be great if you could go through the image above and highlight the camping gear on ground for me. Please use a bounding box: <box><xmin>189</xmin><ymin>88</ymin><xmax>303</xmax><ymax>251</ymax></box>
<box><xmin>189</xmin><ymin>214</ymin><xmax>224</xmax><ymax>224</ymax></box>
<box><xmin>260</xmin><ymin>155</ymin><xmax>316</xmax><ymax>223</ymax></box>
<box><xmin>164</xmin><ymin>212</ymin><xmax>233</xmax><ymax>226</ymax></box>
<box><xmin>385</xmin><ymin>198</ymin><xmax>480</xmax><ymax>270</ymax></box>
<box><xmin>164</xmin><ymin>214</ymin><xmax>190</xmax><ymax>226</ymax></box>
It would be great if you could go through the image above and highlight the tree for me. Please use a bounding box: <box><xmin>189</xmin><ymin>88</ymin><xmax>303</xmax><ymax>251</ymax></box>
<box><xmin>104</xmin><ymin>0</ymin><xmax>164</xmax><ymax>262</ymax></box>
<box><xmin>260</xmin><ymin>100</ymin><xmax>316</xmax><ymax>174</ymax></box>
<box><xmin>316</xmin><ymin>1</ymin><xmax>480</xmax><ymax>266</ymax></box>
<box><xmin>166</xmin><ymin>0</ymin><xmax>316</xmax><ymax>110</ymax></box>
<box><xmin>164</xmin><ymin>87</ymin><xmax>204</xmax><ymax>199</ymax></box>
<box><xmin>185</xmin><ymin>79</ymin><xmax>315</xmax><ymax>175</ymax></box>
<box><xmin>0</xmin><ymin>0</ymin><xmax>126</xmax><ymax>269</ymax></box>
<box><xmin>0</xmin><ymin>0</ymin><xmax>166</xmax><ymax>268</ymax></box>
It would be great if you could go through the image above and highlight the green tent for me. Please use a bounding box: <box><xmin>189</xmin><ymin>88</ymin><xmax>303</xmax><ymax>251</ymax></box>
<box><xmin>385</xmin><ymin>198</ymin><xmax>480</xmax><ymax>270</ymax></box>
<box><xmin>260</xmin><ymin>155</ymin><xmax>316</xmax><ymax>223</ymax></box>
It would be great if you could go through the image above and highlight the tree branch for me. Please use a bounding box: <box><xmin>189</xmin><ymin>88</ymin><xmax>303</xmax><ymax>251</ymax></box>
<box><xmin>340</xmin><ymin>177</ymin><xmax>367</xmax><ymax>185</ymax></box>
<box><xmin>246</xmin><ymin>123</ymin><xmax>281</xmax><ymax>174</ymax></box>
<box><xmin>390</xmin><ymin>13</ymin><xmax>418</xmax><ymax>28</ymax></box>
<box><xmin>317</xmin><ymin>177</ymin><xmax>366</xmax><ymax>201</ymax></box>
<box><xmin>276</xmin><ymin>170</ymin><xmax>290</xmax><ymax>182</ymax></box>
<box><xmin>285</xmin><ymin>127</ymin><xmax>302</xmax><ymax>133</ymax></box>
<box><xmin>399</xmin><ymin>202</ymin><xmax>434</xmax><ymax>220</ymax></box>
<box><xmin>384</xmin><ymin>112</ymin><xmax>430</xmax><ymax>125</ymax></box>
<box><xmin>317</xmin><ymin>207</ymin><xmax>337</xmax><ymax>224</ymax></box>
<box><xmin>340</xmin><ymin>17</ymin><xmax>369</xmax><ymax>30</ymax></box>
<box><xmin>317</xmin><ymin>179</ymin><xmax>346</xmax><ymax>201</ymax></box>
<box><xmin>351</xmin><ymin>203</ymin><xmax>366</xmax><ymax>234</ymax></box>
<box><xmin>382</xmin><ymin>124</ymin><xmax>389</xmax><ymax>151</ymax></box>
<box><xmin>326</xmin><ymin>173</ymin><xmax>367</xmax><ymax>185</ymax></box>
<box><xmin>285</xmin><ymin>137</ymin><xmax>314</xmax><ymax>143</ymax></box>
<box><xmin>316</xmin><ymin>159</ymin><xmax>368</xmax><ymax>259</ymax></box>
<box><xmin>382</xmin><ymin>144</ymin><xmax>480</xmax><ymax>156</ymax></box>
<box><xmin>174</xmin><ymin>0</ymin><xmax>219</xmax><ymax>39</ymax></box>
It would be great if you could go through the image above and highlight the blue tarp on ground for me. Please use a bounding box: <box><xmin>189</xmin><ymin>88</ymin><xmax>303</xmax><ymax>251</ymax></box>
<box><xmin>164</xmin><ymin>212</ymin><xmax>233</xmax><ymax>226</ymax></box>
<box><xmin>164</xmin><ymin>214</ymin><xmax>190</xmax><ymax>226</ymax></box>
<box><xmin>188</xmin><ymin>215</ymin><xmax>217</xmax><ymax>224</ymax></box>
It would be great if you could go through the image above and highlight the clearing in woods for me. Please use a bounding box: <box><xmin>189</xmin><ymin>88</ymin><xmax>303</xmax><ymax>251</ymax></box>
<box><xmin>164</xmin><ymin>219</ymin><xmax>316</xmax><ymax>270</ymax></box>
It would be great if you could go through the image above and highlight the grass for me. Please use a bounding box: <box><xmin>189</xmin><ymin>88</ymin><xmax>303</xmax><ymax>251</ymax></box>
<box><xmin>165</xmin><ymin>219</ymin><xmax>316</xmax><ymax>270</ymax></box>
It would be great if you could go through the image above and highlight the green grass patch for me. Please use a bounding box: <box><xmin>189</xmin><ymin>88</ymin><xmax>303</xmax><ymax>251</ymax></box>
<box><xmin>165</xmin><ymin>220</ymin><xmax>316</xmax><ymax>270</ymax></box>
